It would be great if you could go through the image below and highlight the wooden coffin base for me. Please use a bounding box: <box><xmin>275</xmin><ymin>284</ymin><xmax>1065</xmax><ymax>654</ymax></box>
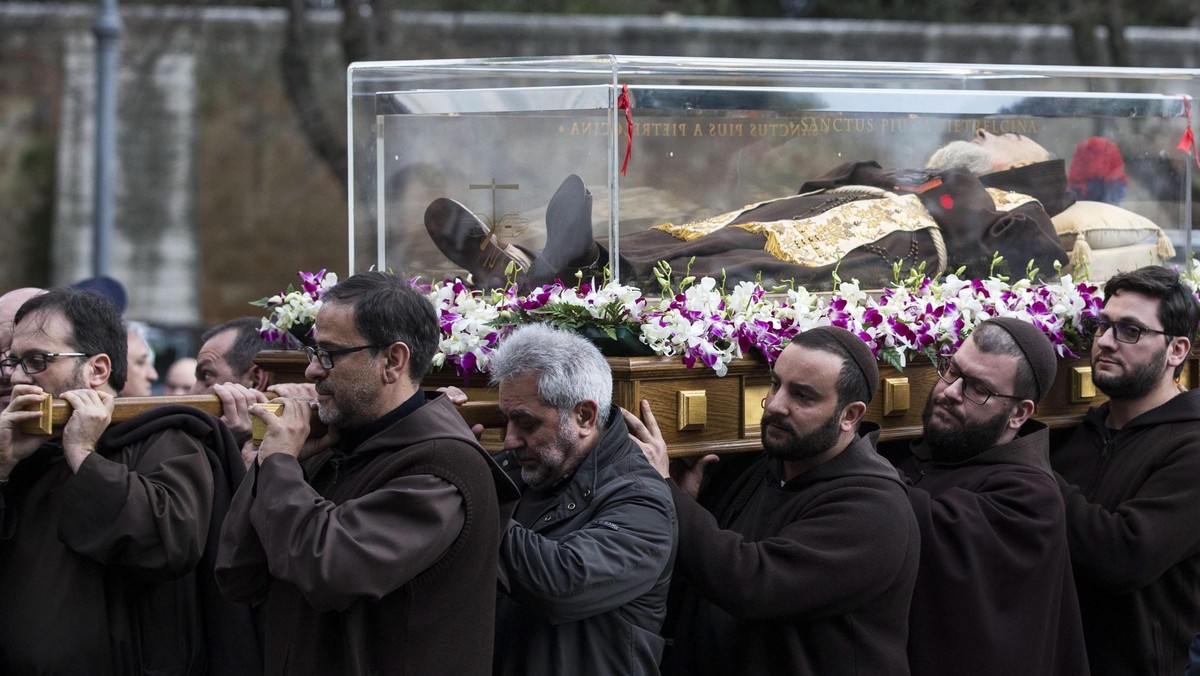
<box><xmin>257</xmin><ymin>349</ymin><xmax>1198</xmax><ymax>457</ymax></box>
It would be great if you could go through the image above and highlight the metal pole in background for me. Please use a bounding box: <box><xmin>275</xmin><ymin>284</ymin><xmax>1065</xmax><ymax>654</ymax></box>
<box><xmin>92</xmin><ymin>0</ymin><xmax>122</xmax><ymax>278</ymax></box>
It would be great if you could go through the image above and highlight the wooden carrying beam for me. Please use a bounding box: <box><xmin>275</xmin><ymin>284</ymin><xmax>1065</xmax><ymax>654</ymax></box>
<box><xmin>17</xmin><ymin>393</ymin><xmax>506</xmax><ymax>445</ymax></box>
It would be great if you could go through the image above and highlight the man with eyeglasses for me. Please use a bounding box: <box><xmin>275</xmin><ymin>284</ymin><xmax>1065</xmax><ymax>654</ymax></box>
<box><xmin>1049</xmin><ymin>265</ymin><xmax>1200</xmax><ymax>676</ymax></box>
<box><xmin>0</xmin><ymin>287</ymin><xmax>260</xmax><ymax>674</ymax></box>
<box><xmin>0</xmin><ymin>287</ymin><xmax>45</xmax><ymax>409</ymax></box>
<box><xmin>216</xmin><ymin>271</ymin><xmax>519</xmax><ymax>676</ymax></box>
<box><xmin>883</xmin><ymin>317</ymin><xmax>1089</xmax><ymax>675</ymax></box>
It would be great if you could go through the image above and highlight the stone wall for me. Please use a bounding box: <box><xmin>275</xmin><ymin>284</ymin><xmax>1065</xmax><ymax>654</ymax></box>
<box><xmin>1</xmin><ymin>3</ymin><xmax>1198</xmax><ymax>326</ymax></box>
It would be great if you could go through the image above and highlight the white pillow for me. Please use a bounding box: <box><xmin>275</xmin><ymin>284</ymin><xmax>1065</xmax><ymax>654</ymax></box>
<box><xmin>1052</xmin><ymin>200</ymin><xmax>1168</xmax><ymax>251</ymax></box>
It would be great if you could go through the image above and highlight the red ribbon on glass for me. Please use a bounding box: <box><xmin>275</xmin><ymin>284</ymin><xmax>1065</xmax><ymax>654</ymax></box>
<box><xmin>617</xmin><ymin>84</ymin><xmax>633</xmax><ymax>176</ymax></box>
<box><xmin>1179</xmin><ymin>97</ymin><xmax>1200</xmax><ymax>169</ymax></box>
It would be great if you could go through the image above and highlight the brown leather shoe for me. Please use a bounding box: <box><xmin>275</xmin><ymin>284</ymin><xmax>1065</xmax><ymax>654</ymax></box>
<box><xmin>424</xmin><ymin>197</ymin><xmax>533</xmax><ymax>289</ymax></box>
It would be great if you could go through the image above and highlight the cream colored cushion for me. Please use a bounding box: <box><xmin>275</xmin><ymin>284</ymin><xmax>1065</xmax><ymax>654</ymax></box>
<box><xmin>1068</xmin><ymin>242</ymin><xmax>1163</xmax><ymax>281</ymax></box>
<box><xmin>1052</xmin><ymin>200</ymin><xmax>1166</xmax><ymax>251</ymax></box>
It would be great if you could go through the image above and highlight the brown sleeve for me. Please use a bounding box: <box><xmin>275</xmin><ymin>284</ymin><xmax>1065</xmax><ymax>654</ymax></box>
<box><xmin>920</xmin><ymin>168</ymin><xmax>1068</xmax><ymax>276</ymax></box>
<box><xmin>215</xmin><ymin>461</ymin><xmax>271</xmax><ymax>605</ymax></box>
<box><xmin>246</xmin><ymin>453</ymin><xmax>465</xmax><ymax>613</ymax></box>
<box><xmin>57</xmin><ymin>428</ymin><xmax>214</xmax><ymax>577</ymax></box>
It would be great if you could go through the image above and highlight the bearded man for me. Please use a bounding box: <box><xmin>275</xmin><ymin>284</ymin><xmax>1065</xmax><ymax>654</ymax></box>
<box><xmin>883</xmin><ymin>318</ymin><xmax>1089</xmax><ymax>675</ymax></box>
<box><xmin>216</xmin><ymin>271</ymin><xmax>518</xmax><ymax>676</ymax></box>
<box><xmin>629</xmin><ymin>326</ymin><xmax>920</xmax><ymax>676</ymax></box>
<box><xmin>488</xmin><ymin>324</ymin><xmax>677</xmax><ymax>676</ymax></box>
<box><xmin>1049</xmin><ymin>265</ymin><xmax>1200</xmax><ymax>676</ymax></box>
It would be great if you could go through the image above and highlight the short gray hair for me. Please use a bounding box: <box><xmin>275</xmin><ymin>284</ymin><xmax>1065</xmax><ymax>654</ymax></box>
<box><xmin>489</xmin><ymin>324</ymin><xmax>613</xmax><ymax>426</ymax></box>
<box><xmin>926</xmin><ymin>140</ymin><xmax>994</xmax><ymax>174</ymax></box>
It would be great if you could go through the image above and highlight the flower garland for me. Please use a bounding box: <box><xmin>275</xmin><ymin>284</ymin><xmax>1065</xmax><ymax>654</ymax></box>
<box><xmin>251</xmin><ymin>269</ymin><xmax>339</xmax><ymax>345</ymax></box>
<box><xmin>259</xmin><ymin>267</ymin><xmax>1200</xmax><ymax>378</ymax></box>
<box><xmin>423</xmin><ymin>271</ymin><xmax>1109</xmax><ymax>378</ymax></box>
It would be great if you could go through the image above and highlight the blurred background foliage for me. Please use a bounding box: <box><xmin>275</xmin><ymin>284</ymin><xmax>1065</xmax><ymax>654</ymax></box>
<box><xmin>10</xmin><ymin>0</ymin><xmax>1195</xmax><ymax>26</ymax></box>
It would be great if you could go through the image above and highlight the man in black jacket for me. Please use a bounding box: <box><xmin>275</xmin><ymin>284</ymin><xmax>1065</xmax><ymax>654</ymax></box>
<box><xmin>1050</xmin><ymin>265</ymin><xmax>1200</xmax><ymax>676</ymax></box>
<box><xmin>884</xmin><ymin>317</ymin><xmax>1088</xmax><ymax>676</ymax></box>
<box><xmin>489</xmin><ymin>323</ymin><xmax>677</xmax><ymax>676</ymax></box>
<box><xmin>628</xmin><ymin>325</ymin><xmax>920</xmax><ymax>676</ymax></box>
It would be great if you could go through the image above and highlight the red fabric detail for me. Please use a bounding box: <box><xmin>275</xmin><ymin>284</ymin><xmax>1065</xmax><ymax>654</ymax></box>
<box><xmin>617</xmin><ymin>84</ymin><xmax>633</xmax><ymax>176</ymax></box>
<box><xmin>939</xmin><ymin>194</ymin><xmax>954</xmax><ymax>210</ymax></box>
<box><xmin>1068</xmin><ymin>137</ymin><xmax>1127</xmax><ymax>184</ymax></box>
<box><xmin>1180</xmin><ymin>97</ymin><xmax>1200</xmax><ymax>170</ymax></box>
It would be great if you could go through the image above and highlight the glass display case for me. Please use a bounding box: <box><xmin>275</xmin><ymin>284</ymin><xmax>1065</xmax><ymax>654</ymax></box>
<box><xmin>347</xmin><ymin>56</ymin><xmax>1199</xmax><ymax>291</ymax></box>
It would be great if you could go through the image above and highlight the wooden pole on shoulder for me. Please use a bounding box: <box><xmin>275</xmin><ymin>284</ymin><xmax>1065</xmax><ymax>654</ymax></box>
<box><xmin>17</xmin><ymin>393</ymin><xmax>505</xmax><ymax>445</ymax></box>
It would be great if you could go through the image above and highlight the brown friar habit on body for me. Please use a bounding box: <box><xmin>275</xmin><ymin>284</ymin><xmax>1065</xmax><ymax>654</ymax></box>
<box><xmin>1051</xmin><ymin>389</ymin><xmax>1200</xmax><ymax>676</ymax></box>
<box><xmin>886</xmin><ymin>420</ymin><xmax>1090</xmax><ymax>676</ymax></box>
<box><xmin>0</xmin><ymin>406</ymin><xmax>233</xmax><ymax>675</ymax></box>
<box><xmin>217</xmin><ymin>391</ymin><xmax>520</xmax><ymax>676</ymax></box>
<box><xmin>661</xmin><ymin>423</ymin><xmax>920</xmax><ymax>676</ymax></box>
<box><xmin>593</xmin><ymin>160</ymin><xmax>1071</xmax><ymax>290</ymax></box>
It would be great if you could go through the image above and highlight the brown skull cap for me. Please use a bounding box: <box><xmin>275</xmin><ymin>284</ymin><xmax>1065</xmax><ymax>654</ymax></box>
<box><xmin>978</xmin><ymin>316</ymin><xmax>1057</xmax><ymax>403</ymax></box>
<box><xmin>806</xmin><ymin>325</ymin><xmax>879</xmax><ymax>402</ymax></box>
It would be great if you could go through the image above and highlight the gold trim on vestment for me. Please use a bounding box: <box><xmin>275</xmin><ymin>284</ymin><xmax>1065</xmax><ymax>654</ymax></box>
<box><xmin>650</xmin><ymin>186</ymin><xmax>1038</xmax><ymax>267</ymax></box>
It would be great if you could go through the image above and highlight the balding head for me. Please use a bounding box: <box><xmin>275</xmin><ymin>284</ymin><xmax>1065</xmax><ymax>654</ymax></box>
<box><xmin>1</xmin><ymin>287</ymin><xmax>47</xmax><ymax>407</ymax></box>
<box><xmin>0</xmin><ymin>288</ymin><xmax>47</xmax><ymax>352</ymax></box>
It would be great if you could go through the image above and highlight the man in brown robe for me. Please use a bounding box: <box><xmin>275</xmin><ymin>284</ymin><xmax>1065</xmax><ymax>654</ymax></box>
<box><xmin>883</xmin><ymin>318</ymin><xmax>1089</xmax><ymax>675</ymax></box>
<box><xmin>628</xmin><ymin>326</ymin><xmax>921</xmax><ymax>675</ymax></box>
<box><xmin>0</xmin><ymin>287</ymin><xmax>236</xmax><ymax>674</ymax></box>
<box><xmin>216</xmin><ymin>271</ymin><xmax>519</xmax><ymax>676</ymax></box>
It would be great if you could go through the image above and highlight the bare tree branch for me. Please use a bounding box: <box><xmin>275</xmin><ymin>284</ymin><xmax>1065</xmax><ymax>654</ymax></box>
<box><xmin>281</xmin><ymin>0</ymin><xmax>348</xmax><ymax>193</ymax></box>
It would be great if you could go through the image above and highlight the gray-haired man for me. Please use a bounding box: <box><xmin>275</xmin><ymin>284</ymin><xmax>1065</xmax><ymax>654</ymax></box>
<box><xmin>490</xmin><ymin>324</ymin><xmax>677</xmax><ymax>676</ymax></box>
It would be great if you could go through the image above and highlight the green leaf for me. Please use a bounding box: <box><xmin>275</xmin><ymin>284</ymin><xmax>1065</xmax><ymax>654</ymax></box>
<box><xmin>879</xmin><ymin>346</ymin><xmax>904</xmax><ymax>372</ymax></box>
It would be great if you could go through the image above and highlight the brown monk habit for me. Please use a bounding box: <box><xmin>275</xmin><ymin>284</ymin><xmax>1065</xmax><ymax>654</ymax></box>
<box><xmin>593</xmin><ymin>160</ymin><xmax>1071</xmax><ymax>289</ymax></box>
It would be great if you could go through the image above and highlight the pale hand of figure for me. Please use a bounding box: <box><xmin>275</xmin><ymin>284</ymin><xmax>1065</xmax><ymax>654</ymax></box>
<box><xmin>623</xmin><ymin>399</ymin><xmax>718</xmax><ymax>499</ymax></box>
<box><xmin>0</xmin><ymin>384</ymin><xmax>53</xmax><ymax>479</ymax></box>
<box><xmin>248</xmin><ymin>397</ymin><xmax>338</xmax><ymax>465</ymax></box>
<box><xmin>59</xmin><ymin>388</ymin><xmax>115</xmax><ymax>473</ymax></box>
<box><xmin>213</xmin><ymin>382</ymin><xmax>268</xmax><ymax>448</ymax></box>
<box><xmin>437</xmin><ymin>386</ymin><xmax>484</xmax><ymax>440</ymax></box>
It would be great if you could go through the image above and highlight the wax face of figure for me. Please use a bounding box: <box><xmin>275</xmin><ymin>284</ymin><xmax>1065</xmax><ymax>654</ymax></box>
<box><xmin>923</xmin><ymin>338</ymin><xmax>1024</xmax><ymax>458</ymax></box>
<box><xmin>760</xmin><ymin>344</ymin><xmax>847</xmax><ymax>462</ymax></box>
<box><xmin>972</xmin><ymin>129</ymin><xmax>1053</xmax><ymax>172</ymax></box>
<box><xmin>305</xmin><ymin>301</ymin><xmax>385</xmax><ymax>430</ymax></box>
<box><xmin>1091</xmin><ymin>290</ymin><xmax>1179</xmax><ymax>401</ymax></box>
<box><xmin>7</xmin><ymin>309</ymin><xmax>108</xmax><ymax>398</ymax></box>
<box><xmin>498</xmin><ymin>371</ymin><xmax>594</xmax><ymax>491</ymax></box>
<box><xmin>122</xmin><ymin>332</ymin><xmax>157</xmax><ymax>397</ymax></box>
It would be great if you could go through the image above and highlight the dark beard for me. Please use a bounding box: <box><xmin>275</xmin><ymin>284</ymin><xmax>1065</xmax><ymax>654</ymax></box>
<box><xmin>761</xmin><ymin>409</ymin><xmax>841</xmax><ymax>462</ymax></box>
<box><xmin>1092</xmin><ymin>343</ymin><xmax>1168</xmax><ymax>401</ymax></box>
<box><xmin>922</xmin><ymin>393</ymin><xmax>1013</xmax><ymax>464</ymax></box>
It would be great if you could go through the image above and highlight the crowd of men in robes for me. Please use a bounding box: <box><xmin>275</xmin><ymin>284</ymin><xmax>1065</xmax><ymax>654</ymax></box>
<box><xmin>2</xmin><ymin>264</ymin><xmax>1199</xmax><ymax>676</ymax></box>
<box><xmin>5</xmin><ymin>129</ymin><xmax>1200</xmax><ymax>676</ymax></box>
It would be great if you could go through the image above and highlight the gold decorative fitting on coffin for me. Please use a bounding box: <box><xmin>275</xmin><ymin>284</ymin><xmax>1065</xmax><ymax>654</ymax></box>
<box><xmin>1071</xmin><ymin>366</ymin><xmax>1096</xmax><ymax>403</ymax></box>
<box><xmin>883</xmin><ymin>377</ymin><xmax>910</xmax><ymax>416</ymax></box>
<box><xmin>677</xmin><ymin>390</ymin><xmax>708</xmax><ymax>432</ymax></box>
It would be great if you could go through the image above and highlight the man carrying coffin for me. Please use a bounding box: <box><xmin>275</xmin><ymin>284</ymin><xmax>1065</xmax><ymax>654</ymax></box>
<box><xmin>217</xmin><ymin>271</ymin><xmax>518</xmax><ymax>676</ymax></box>
<box><xmin>0</xmin><ymin>287</ymin><xmax>256</xmax><ymax>674</ymax></box>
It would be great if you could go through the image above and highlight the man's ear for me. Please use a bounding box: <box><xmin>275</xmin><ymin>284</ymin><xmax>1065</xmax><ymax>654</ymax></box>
<box><xmin>573</xmin><ymin>399</ymin><xmax>600</xmax><ymax>433</ymax></box>
<box><xmin>247</xmin><ymin>364</ymin><xmax>270</xmax><ymax>391</ymax></box>
<box><xmin>88</xmin><ymin>354</ymin><xmax>112</xmax><ymax>389</ymax></box>
<box><xmin>839</xmin><ymin>401</ymin><xmax>867</xmax><ymax>433</ymax></box>
<box><xmin>380</xmin><ymin>341</ymin><xmax>412</xmax><ymax>385</ymax></box>
<box><xmin>1007</xmin><ymin>399</ymin><xmax>1036</xmax><ymax>431</ymax></box>
<box><xmin>1167</xmin><ymin>336</ymin><xmax>1191</xmax><ymax>374</ymax></box>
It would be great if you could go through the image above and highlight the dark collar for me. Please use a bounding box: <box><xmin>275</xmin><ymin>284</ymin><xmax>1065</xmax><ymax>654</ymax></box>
<box><xmin>336</xmin><ymin>389</ymin><xmax>426</xmax><ymax>456</ymax></box>
<box><xmin>978</xmin><ymin>159</ymin><xmax>1075</xmax><ymax>217</ymax></box>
